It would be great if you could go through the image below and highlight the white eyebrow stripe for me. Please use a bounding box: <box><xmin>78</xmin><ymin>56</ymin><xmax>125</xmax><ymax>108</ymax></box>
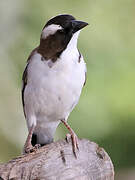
<box><xmin>41</xmin><ymin>24</ymin><xmax>63</xmax><ymax>39</ymax></box>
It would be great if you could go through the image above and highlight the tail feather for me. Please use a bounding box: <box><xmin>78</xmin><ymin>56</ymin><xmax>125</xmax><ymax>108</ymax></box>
<box><xmin>31</xmin><ymin>132</ymin><xmax>53</xmax><ymax>146</ymax></box>
<box><xmin>31</xmin><ymin>133</ymin><xmax>37</xmax><ymax>146</ymax></box>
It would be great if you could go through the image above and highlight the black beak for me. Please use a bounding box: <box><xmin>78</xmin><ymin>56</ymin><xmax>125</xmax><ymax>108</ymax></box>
<box><xmin>71</xmin><ymin>20</ymin><xmax>88</xmax><ymax>33</ymax></box>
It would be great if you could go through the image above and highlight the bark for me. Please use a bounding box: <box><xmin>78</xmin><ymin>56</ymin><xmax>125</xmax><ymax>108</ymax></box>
<box><xmin>0</xmin><ymin>138</ymin><xmax>114</xmax><ymax>180</ymax></box>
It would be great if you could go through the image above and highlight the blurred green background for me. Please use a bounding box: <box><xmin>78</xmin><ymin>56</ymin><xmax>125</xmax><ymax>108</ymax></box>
<box><xmin>0</xmin><ymin>0</ymin><xmax>135</xmax><ymax>179</ymax></box>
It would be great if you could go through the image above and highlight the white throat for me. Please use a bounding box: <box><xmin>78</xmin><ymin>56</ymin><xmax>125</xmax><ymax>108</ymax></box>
<box><xmin>66</xmin><ymin>30</ymin><xmax>80</xmax><ymax>50</ymax></box>
<box><xmin>60</xmin><ymin>30</ymin><xmax>81</xmax><ymax>62</ymax></box>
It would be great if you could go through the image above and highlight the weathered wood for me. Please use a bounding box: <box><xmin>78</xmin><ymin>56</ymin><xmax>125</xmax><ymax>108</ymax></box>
<box><xmin>0</xmin><ymin>138</ymin><xmax>114</xmax><ymax>180</ymax></box>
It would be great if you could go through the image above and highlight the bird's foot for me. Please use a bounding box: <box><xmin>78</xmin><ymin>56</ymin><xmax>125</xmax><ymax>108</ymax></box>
<box><xmin>61</xmin><ymin>119</ymin><xmax>79</xmax><ymax>158</ymax></box>
<box><xmin>24</xmin><ymin>143</ymin><xmax>41</xmax><ymax>154</ymax></box>
<box><xmin>24</xmin><ymin>144</ymin><xmax>34</xmax><ymax>154</ymax></box>
<box><xmin>66</xmin><ymin>132</ymin><xmax>79</xmax><ymax>158</ymax></box>
<box><xmin>23</xmin><ymin>125</ymin><xmax>41</xmax><ymax>154</ymax></box>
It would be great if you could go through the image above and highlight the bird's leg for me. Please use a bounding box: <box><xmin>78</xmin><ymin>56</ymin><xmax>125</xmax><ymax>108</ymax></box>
<box><xmin>23</xmin><ymin>124</ymin><xmax>40</xmax><ymax>154</ymax></box>
<box><xmin>61</xmin><ymin>119</ymin><xmax>79</xmax><ymax>158</ymax></box>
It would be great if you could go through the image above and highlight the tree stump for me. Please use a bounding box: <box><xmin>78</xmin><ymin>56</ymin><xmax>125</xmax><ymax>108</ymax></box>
<box><xmin>0</xmin><ymin>138</ymin><xmax>114</xmax><ymax>180</ymax></box>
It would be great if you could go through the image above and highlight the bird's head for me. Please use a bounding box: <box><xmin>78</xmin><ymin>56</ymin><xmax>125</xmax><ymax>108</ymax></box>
<box><xmin>38</xmin><ymin>14</ymin><xmax>88</xmax><ymax>61</ymax></box>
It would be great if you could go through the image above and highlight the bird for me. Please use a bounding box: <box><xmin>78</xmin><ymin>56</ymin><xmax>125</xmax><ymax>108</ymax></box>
<box><xmin>22</xmin><ymin>14</ymin><xmax>88</xmax><ymax>156</ymax></box>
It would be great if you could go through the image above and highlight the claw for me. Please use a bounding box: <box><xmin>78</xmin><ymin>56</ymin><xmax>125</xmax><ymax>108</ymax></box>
<box><xmin>71</xmin><ymin>132</ymin><xmax>79</xmax><ymax>158</ymax></box>
<box><xmin>34</xmin><ymin>144</ymin><xmax>41</xmax><ymax>149</ymax></box>
<box><xmin>66</xmin><ymin>133</ymin><xmax>71</xmax><ymax>143</ymax></box>
<box><xmin>24</xmin><ymin>144</ymin><xmax>34</xmax><ymax>154</ymax></box>
<box><xmin>24</xmin><ymin>144</ymin><xmax>41</xmax><ymax>154</ymax></box>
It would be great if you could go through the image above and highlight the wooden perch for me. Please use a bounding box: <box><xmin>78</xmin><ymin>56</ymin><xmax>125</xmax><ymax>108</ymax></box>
<box><xmin>0</xmin><ymin>138</ymin><xmax>114</xmax><ymax>180</ymax></box>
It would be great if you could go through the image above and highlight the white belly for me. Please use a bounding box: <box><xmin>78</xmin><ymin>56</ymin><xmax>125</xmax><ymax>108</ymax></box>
<box><xmin>24</xmin><ymin>50</ymin><xmax>86</xmax><ymax>143</ymax></box>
